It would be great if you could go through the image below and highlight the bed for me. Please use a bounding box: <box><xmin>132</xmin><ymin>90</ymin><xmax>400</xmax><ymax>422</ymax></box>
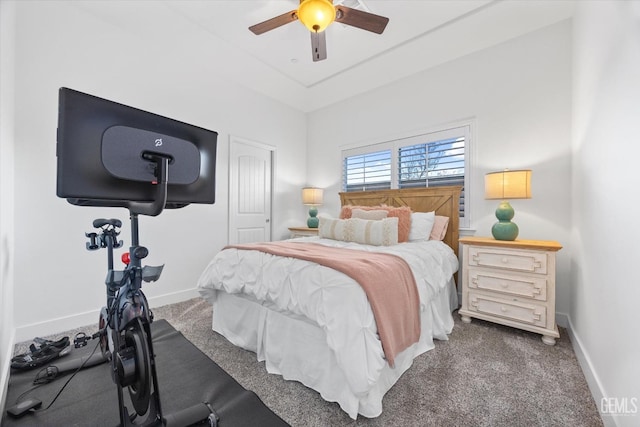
<box><xmin>197</xmin><ymin>186</ymin><xmax>462</xmax><ymax>419</ymax></box>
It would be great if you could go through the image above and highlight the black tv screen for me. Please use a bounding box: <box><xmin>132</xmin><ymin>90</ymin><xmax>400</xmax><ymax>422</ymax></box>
<box><xmin>56</xmin><ymin>88</ymin><xmax>217</xmax><ymax>209</ymax></box>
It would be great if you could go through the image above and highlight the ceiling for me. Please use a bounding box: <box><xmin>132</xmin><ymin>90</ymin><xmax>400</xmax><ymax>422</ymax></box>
<box><xmin>72</xmin><ymin>0</ymin><xmax>576</xmax><ymax>113</ymax></box>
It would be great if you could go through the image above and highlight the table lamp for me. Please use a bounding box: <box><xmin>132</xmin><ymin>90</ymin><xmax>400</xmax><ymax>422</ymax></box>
<box><xmin>485</xmin><ymin>169</ymin><xmax>531</xmax><ymax>241</ymax></box>
<box><xmin>302</xmin><ymin>187</ymin><xmax>323</xmax><ymax>228</ymax></box>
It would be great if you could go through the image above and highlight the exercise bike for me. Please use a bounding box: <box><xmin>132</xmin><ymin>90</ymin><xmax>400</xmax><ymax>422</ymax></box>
<box><xmin>85</xmin><ymin>155</ymin><xmax>217</xmax><ymax>427</ymax></box>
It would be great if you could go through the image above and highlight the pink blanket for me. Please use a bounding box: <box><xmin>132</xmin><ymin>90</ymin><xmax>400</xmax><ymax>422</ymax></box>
<box><xmin>225</xmin><ymin>241</ymin><xmax>420</xmax><ymax>367</ymax></box>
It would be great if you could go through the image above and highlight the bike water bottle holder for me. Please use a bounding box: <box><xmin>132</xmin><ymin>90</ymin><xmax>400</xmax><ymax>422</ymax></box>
<box><xmin>105</xmin><ymin>265</ymin><xmax>164</xmax><ymax>288</ymax></box>
<box><xmin>142</xmin><ymin>265</ymin><xmax>164</xmax><ymax>282</ymax></box>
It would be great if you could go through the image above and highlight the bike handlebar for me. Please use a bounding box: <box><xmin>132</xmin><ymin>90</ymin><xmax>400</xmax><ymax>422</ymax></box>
<box><xmin>125</xmin><ymin>155</ymin><xmax>169</xmax><ymax>217</ymax></box>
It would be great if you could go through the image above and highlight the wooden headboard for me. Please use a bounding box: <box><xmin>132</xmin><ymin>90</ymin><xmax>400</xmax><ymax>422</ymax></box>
<box><xmin>339</xmin><ymin>186</ymin><xmax>462</xmax><ymax>258</ymax></box>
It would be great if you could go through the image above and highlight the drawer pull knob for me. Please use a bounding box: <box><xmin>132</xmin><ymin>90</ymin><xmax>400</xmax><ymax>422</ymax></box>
<box><xmin>501</xmin><ymin>282</ymin><xmax>509</xmax><ymax>288</ymax></box>
<box><xmin>533</xmin><ymin>287</ymin><xmax>542</xmax><ymax>295</ymax></box>
<box><xmin>501</xmin><ymin>258</ymin><xmax>508</xmax><ymax>263</ymax></box>
<box><xmin>500</xmin><ymin>306</ymin><xmax>507</xmax><ymax>313</ymax></box>
<box><xmin>533</xmin><ymin>313</ymin><xmax>541</xmax><ymax>321</ymax></box>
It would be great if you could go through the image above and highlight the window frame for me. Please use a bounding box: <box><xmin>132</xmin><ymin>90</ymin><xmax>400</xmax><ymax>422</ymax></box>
<box><xmin>341</xmin><ymin>124</ymin><xmax>471</xmax><ymax>228</ymax></box>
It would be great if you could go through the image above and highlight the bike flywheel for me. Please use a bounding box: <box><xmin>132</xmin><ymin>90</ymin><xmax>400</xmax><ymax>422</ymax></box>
<box><xmin>123</xmin><ymin>318</ymin><xmax>152</xmax><ymax>416</ymax></box>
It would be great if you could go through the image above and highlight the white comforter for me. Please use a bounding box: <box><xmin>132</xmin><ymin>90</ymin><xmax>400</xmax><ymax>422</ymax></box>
<box><xmin>197</xmin><ymin>237</ymin><xmax>459</xmax><ymax>398</ymax></box>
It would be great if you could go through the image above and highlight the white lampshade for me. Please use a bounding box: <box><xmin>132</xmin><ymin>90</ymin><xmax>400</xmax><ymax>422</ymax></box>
<box><xmin>485</xmin><ymin>170</ymin><xmax>532</xmax><ymax>200</ymax></box>
<box><xmin>302</xmin><ymin>187</ymin><xmax>323</xmax><ymax>205</ymax></box>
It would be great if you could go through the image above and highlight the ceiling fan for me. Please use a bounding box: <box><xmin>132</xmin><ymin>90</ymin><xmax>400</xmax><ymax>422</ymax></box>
<box><xmin>249</xmin><ymin>0</ymin><xmax>389</xmax><ymax>62</ymax></box>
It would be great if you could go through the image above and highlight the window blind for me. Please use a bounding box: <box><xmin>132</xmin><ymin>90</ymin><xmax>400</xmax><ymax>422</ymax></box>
<box><xmin>343</xmin><ymin>149</ymin><xmax>392</xmax><ymax>192</ymax></box>
<box><xmin>398</xmin><ymin>136</ymin><xmax>465</xmax><ymax>219</ymax></box>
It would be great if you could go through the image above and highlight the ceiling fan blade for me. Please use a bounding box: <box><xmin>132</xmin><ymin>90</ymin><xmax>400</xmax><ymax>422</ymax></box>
<box><xmin>249</xmin><ymin>10</ymin><xmax>298</xmax><ymax>35</ymax></box>
<box><xmin>310</xmin><ymin>31</ymin><xmax>327</xmax><ymax>62</ymax></box>
<box><xmin>334</xmin><ymin>6</ymin><xmax>389</xmax><ymax>34</ymax></box>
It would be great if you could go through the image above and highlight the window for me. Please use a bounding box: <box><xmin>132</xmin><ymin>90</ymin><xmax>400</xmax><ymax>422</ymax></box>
<box><xmin>343</xmin><ymin>149</ymin><xmax>391</xmax><ymax>192</ymax></box>
<box><xmin>342</xmin><ymin>125</ymin><xmax>470</xmax><ymax>227</ymax></box>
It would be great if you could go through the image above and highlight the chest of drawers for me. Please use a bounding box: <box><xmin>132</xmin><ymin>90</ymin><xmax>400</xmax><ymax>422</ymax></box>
<box><xmin>458</xmin><ymin>237</ymin><xmax>562</xmax><ymax>345</ymax></box>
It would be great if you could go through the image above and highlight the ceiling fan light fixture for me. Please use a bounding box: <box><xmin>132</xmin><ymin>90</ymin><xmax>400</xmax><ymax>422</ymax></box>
<box><xmin>298</xmin><ymin>0</ymin><xmax>336</xmax><ymax>33</ymax></box>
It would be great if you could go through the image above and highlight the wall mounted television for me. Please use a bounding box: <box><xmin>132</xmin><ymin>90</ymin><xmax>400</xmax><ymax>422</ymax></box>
<box><xmin>56</xmin><ymin>87</ymin><xmax>217</xmax><ymax>212</ymax></box>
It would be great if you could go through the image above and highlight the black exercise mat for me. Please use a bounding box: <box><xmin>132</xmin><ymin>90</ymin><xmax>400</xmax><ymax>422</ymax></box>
<box><xmin>3</xmin><ymin>319</ymin><xmax>289</xmax><ymax>426</ymax></box>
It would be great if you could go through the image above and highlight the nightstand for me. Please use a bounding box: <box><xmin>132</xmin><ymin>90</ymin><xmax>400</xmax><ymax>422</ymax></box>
<box><xmin>288</xmin><ymin>227</ymin><xmax>319</xmax><ymax>238</ymax></box>
<box><xmin>458</xmin><ymin>237</ymin><xmax>562</xmax><ymax>345</ymax></box>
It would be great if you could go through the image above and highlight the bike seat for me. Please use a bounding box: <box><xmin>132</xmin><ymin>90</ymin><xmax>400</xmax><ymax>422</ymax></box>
<box><xmin>93</xmin><ymin>218</ymin><xmax>122</xmax><ymax>229</ymax></box>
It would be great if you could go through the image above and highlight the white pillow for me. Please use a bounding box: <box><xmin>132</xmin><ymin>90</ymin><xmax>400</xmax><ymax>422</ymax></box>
<box><xmin>409</xmin><ymin>211</ymin><xmax>435</xmax><ymax>241</ymax></box>
<box><xmin>319</xmin><ymin>217</ymin><xmax>399</xmax><ymax>246</ymax></box>
<box><xmin>351</xmin><ymin>209</ymin><xmax>388</xmax><ymax>220</ymax></box>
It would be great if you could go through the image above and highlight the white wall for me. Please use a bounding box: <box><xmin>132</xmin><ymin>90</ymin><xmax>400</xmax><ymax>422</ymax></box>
<box><xmin>9</xmin><ymin>1</ymin><xmax>307</xmax><ymax>340</ymax></box>
<box><xmin>307</xmin><ymin>21</ymin><xmax>573</xmax><ymax>315</ymax></box>
<box><xmin>0</xmin><ymin>0</ymin><xmax>17</xmax><ymax>412</ymax></box>
<box><xmin>572</xmin><ymin>2</ymin><xmax>640</xmax><ymax>426</ymax></box>
<box><xmin>5</xmin><ymin>2</ymin><xmax>639</xmax><ymax>423</ymax></box>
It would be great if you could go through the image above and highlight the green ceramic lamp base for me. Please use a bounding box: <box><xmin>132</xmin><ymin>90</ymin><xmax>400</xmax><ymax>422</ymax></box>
<box><xmin>492</xmin><ymin>200</ymin><xmax>519</xmax><ymax>241</ymax></box>
<box><xmin>307</xmin><ymin>206</ymin><xmax>319</xmax><ymax>228</ymax></box>
<box><xmin>492</xmin><ymin>221</ymin><xmax>519</xmax><ymax>241</ymax></box>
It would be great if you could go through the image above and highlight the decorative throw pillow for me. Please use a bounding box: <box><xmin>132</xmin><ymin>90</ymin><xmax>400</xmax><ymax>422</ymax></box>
<box><xmin>389</xmin><ymin>207</ymin><xmax>412</xmax><ymax>243</ymax></box>
<box><xmin>340</xmin><ymin>205</ymin><xmax>411</xmax><ymax>243</ymax></box>
<box><xmin>351</xmin><ymin>209</ymin><xmax>388</xmax><ymax>220</ymax></box>
<box><xmin>319</xmin><ymin>217</ymin><xmax>399</xmax><ymax>246</ymax></box>
<box><xmin>339</xmin><ymin>205</ymin><xmax>365</xmax><ymax>219</ymax></box>
<box><xmin>429</xmin><ymin>215</ymin><xmax>450</xmax><ymax>241</ymax></box>
<box><xmin>409</xmin><ymin>211</ymin><xmax>435</xmax><ymax>241</ymax></box>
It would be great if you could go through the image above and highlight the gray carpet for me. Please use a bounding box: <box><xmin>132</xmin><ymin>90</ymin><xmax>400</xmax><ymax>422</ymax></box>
<box><xmin>14</xmin><ymin>297</ymin><xmax>603</xmax><ymax>427</ymax></box>
<box><xmin>152</xmin><ymin>298</ymin><xmax>603</xmax><ymax>427</ymax></box>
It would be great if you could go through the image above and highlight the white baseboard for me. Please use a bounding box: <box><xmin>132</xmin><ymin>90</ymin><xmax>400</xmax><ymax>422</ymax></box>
<box><xmin>14</xmin><ymin>288</ymin><xmax>200</xmax><ymax>343</ymax></box>
<box><xmin>564</xmin><ymin>316</ymin><xmax>617</xmax><ymax>427</ymax></box>
<box><xmin>556</xmin><ymin>311</ymin><xmax>569</xmax><ymax>329</ymax></box>
<box><xmin>0</xmin><ymin>327</ymin><xmax>16</xmax><ymax>416</ymax></box>
<box><xmin>148</xmin><ymin>287</ymin><xmax>200</xmax><ymax>310</ymax></box>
